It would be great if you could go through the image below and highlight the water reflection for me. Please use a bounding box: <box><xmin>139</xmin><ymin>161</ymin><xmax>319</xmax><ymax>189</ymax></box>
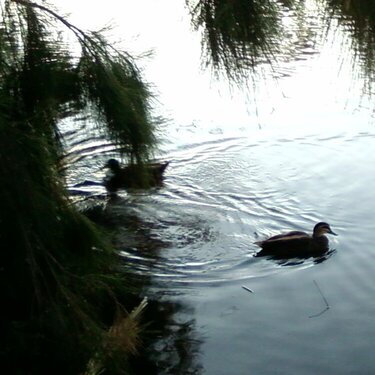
<box><xmin>187</xmin><ymin>0</ymin><xmax>282</xmax><ymax>81</ymax></box>
<box><xmin>72</xmin><ymin>129</ymin><xmax>348</xmax><ymax>287</ymax></box>
<box><xmin>59</xmin><ymin>0</ymin><xmax>375</xmax><ymax>372</ymax></box>
<box><xmin>326</xmin><ymin>0</ymin><xmax>375</xmax><ymax>92</ymax></box>
<box><xmin>257</xmin><ymin>248</ymin><xmax>336</xmax><ymax>266</ymax></box>
<box><xmin>83</xmin><ymin>198</ymin><xmax>203</xmax><ymax>374</ymax></box>
<box><xmin>68</xmin><ymin>94</ymin><xmax>373</xmax><ymax>374</ymax></box>
<box><xmin>129</xmin><ymin>298</ymin><xmax>203</xmax><ymax>375</ymax></box>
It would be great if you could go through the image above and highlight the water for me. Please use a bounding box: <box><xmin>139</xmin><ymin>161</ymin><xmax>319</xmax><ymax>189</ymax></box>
<box><xmin>127</xmin><ymin>131</ymin><xmax>375</xmax><ymax>375</ymax></box>
<box><xmin>63</xmin><ymin>127</ymin><xmax>375</xmax><ymax>374</ymax></box>
<box><xmin>59</xmin><ymin>1</ymin><xmax>375</xmax><ymax>374</ymax></box>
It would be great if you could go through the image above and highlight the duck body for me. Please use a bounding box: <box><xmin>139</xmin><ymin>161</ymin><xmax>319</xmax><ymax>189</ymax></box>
<box><xmin>255</xmin><ymin>222</ymin><xmax>337</xmax><ymax>258</ymax></box>
<box><xmin>103</xmin><ymin>158</ymin><xmax>169</xmax><ymax>193</ymax></box>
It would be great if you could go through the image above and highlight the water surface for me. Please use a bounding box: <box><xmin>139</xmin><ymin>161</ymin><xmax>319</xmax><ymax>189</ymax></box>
<box><xmin>61</xmin><ymin>1</ymin><xmax>375</xmax><ymax>374</ymax></box>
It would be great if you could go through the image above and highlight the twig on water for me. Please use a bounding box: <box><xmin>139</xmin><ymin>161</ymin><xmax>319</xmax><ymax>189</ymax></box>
<box><xmin>242</xmin><ymin>285</ymin><xmax>254</xmax><ymax>294</ymax></box>
<box><xmin>309</xmin><ymin>279</ymin><xmax>330</xmax><ymax>318</ymax></box>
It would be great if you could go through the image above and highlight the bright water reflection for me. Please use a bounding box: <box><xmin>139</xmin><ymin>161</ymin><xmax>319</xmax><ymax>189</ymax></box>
<box><xmin>60</xmin><ymin>1</ymin><xmax>375</xmax><ymax>374</ymax></box>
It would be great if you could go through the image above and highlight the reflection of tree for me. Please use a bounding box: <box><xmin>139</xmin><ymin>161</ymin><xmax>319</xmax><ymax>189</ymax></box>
<box><xmin>86</xmin><ymin>201</ymin><xmax>203</xmax><ymax>374</ymax></box>
<box><xmin>129</xmin><ymin>299</ymin><xmax>203</xmax><ymax>375</ymax></box>
<box><xmin>326</xmin><ymin>0</ymin><xmax>375</xmax><ymax>92</ymax></box>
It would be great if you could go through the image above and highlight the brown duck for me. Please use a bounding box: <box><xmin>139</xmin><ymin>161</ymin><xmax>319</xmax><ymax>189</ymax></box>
<box><xmin>255</xmin><ymin>222</ymin><xmax>337</xmax><ymax>258</ymax></box>
<box><xmin>103</xmin><ymin>158</ymin><xmax>169</xmax><ymax>193</ymax></box>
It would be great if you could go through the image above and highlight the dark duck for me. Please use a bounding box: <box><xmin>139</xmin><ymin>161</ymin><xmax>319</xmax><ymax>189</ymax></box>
<box><xmin>255</xmin><ymin>222</ymin><xmax>337</xmax><ymax>258</ymax></box>
<box><xmin>103</xmin><ymin>158</ymin><xmax>169</xmax><ymax>193</ymax></box>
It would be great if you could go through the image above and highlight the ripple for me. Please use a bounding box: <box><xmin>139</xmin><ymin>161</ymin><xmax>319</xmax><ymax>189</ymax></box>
<box><xmin>64</xmin><ymin>127</ymin><xmax>375</xmax><ymax>290</ymax></box>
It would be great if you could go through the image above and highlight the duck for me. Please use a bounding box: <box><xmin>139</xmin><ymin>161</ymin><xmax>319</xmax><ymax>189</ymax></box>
<box><xmin>255</xmin><ymin>222</ymin><xmax>337</xmax><ymax>258</ymax></box>
<box><xmin>103</xmin><ymin>158</ymin><xmax>169</xmax><ymax>193</ymax></box>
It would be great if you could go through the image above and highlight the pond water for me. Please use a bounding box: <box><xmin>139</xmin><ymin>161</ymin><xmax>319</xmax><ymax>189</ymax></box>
<box><xmin>60</xmin><ymin>1</ymin><xmax>375</xmax><ymax>374</ymax></box>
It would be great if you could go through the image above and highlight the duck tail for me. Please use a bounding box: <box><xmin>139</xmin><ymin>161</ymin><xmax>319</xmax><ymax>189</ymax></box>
<box><xmin>160</xmin><ymin>161</ymin><xmax>170</xmax><ymax>172</ymax></box>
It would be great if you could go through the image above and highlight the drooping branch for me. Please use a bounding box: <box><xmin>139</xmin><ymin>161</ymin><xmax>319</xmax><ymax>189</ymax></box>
<box><xmin>10</xmin><ymin>0</ymin><xmax>157</xmax><ymax>163</ymax></box>
<box><xmin>186</xmin><ymin>0</ymin><xmax>282</xmax><ymax>83</ymax></box>
<box><xmin>12</xmin><ymin>0</ymin><xmax>122</xmax><ymax>60</ymax></box>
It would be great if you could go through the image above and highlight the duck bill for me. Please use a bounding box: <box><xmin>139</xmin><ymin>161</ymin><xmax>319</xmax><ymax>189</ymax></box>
<box><xmin>329</xmin><ymin>229</ymin><xmax>337</xmax><ymax>236</ymax></box>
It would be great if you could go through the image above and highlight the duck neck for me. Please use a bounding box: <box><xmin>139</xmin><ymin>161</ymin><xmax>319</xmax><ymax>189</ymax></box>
<box><xmin>110</xmin><ymin>165</ymin><xmax>121</xmax><ymax>173</ymax></box>
<box><xmin>311</xmin><ymin>233</ymin><xmax>329</xmax><ymax>250</ymax></box>
<box><xmin>313</xmin><ymin>233</ymin><xmax>328</xmax><ymax>241</ymax></box>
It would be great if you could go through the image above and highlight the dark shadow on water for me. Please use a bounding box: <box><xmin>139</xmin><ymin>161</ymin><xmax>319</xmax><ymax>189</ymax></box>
<box><xmin>129</xmin><ymin>297</ymin><xmax>203</xmax><ymax>375</ymax></box>
<box><xmin>79</xmin><ymin>195</ymin><xmax>204</xmax><ymax>374</ymax></box>
<box><xmin>257</xmin><ymin>248</ymin><xmax>337</xmax><ymax>267</ymax></box>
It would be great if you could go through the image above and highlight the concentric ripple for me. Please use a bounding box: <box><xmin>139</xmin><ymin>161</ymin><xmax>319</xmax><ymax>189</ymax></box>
<box><xmin>62</xmin><ymin>114</ymin><xmax>375</xmax><ymax>290</ymax></box>
<box><xmin>102</xmin><ymin>132</ymin><xmax>355</xmax><ymax>286</ymax></box>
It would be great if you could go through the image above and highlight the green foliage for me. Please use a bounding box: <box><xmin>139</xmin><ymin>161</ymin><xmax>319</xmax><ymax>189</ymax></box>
<box><xmin>187</xmin><ymin>0</ymin><xmax>282</xmax><ymax>81</ymax></box>
<box><xmin>0</xmin><ymin>0</ymin><xmax>374</xmax><ymax>374</ymax></box>
<box><xmin>0</xmin><ymin>1</ymin><xmax>154</xmax><ymax>373</ymax></box>
<box><xmin>78</xmin><ymin>50</ymin><xmax>156</xmax><ymax>162</ymax></box>
<box><xmin>0</xmin><ymin>111</ymin><xmax>134</xmax><ymax>373</ymax></box>
<box><xmin>2</xmin><ymin>0</ymin><xmax>156</xmax><ymax>162</ymax></box>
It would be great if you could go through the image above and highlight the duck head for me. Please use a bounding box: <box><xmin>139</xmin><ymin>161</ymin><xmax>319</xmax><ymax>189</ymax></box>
<box><xmin>313</xmin><ymin>222</ymin><xmax>337</xmax><ymax>237</ymax></box>
<box><xmin>105</xmin><ymin>158</ymin><xmax>121</xmax><ymax>172</ymax></box>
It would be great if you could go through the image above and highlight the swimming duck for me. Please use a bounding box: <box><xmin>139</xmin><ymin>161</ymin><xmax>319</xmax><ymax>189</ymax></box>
<box><xmin>255</xmin><ymin>222</ymin><xmax>337</xmax><ymax>258</ymax></box>
<box><xmin>103</xmin><ymin>158</ymin><xmax>169</xmax><ymax>193</ymax></box>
